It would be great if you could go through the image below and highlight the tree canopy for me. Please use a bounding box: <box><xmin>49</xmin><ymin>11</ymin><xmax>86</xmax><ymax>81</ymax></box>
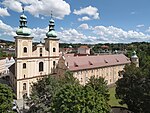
<box><xmin>0</xmin><ymin>83</ymin><xmax>15</xmax><ymax>113</ymax></box>
<box><xmin>116</xmin><ymin>64</ymin><xmax>150</xmax><ymax>113</ymax></box>
<box><xmin>27</xmin><ymin>72</ymin><xmax>110</xmax><ymax>113</ymax></box>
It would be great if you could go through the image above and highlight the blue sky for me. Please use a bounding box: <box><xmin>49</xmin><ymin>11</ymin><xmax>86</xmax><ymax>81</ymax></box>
<box><xmin>0</xmin><ymin>0</ymin><xmax>150</xmax><ymax>43</ymax></box>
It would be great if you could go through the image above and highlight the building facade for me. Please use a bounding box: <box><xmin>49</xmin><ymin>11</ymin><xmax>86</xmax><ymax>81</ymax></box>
<box><xmin>10</xmin><ymin>12</ymin><xmax>59</xmax><ymax>99</ymax></box>
<box><xmin>0</xmin><ymin>57</ymin><xmax>15</xmax><ymax>75</ymax></box>
<box><xmin>77</xmin><ymin>45</ymin><xmax>90</xmax><ymax>55</ymax></box>
<box><xmin>57</xmin><ymin>54</ymin><xmax>131</xmax><ymax>85</ymax></box>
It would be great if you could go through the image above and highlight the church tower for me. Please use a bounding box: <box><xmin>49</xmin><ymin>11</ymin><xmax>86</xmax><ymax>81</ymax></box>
<box><xmin>14</xmin><ymin>8</ymin><xmax>33</xmax><ymax>99</ymax></box>
<box><xmin>45</xmin><ymin>15</ymin><xmax>59</xmax><ymax>73</ymax></box>
<box><xmin>13</xmin><ymin>9</ymin><xmax>59</xmax><ymax>99</ymax></box>
<box><xmin>131</xmin><ymin>51</ymin><xmax>139</xmax><ymax>67</ymax></box>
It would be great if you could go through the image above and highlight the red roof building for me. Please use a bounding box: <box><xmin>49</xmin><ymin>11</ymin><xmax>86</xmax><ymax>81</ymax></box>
<box><xmin>57</xmin><ymin>54</ymin><xmax>130</xmax><ymax>85</ymax></box>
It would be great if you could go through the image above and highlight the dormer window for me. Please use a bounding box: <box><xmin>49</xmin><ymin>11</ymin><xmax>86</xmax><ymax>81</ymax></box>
<box><xmin>104</xmin><ymin>59</ymin><xmax>108</xmax><ymax>63</ymax></box>
<box><xmin>116</xmin><ymin>59</ymin><xmax>119</xmax><ymax>62</ymax></box>
<box><xmin>88</xmin><ymin>61</ymin><xmax>93</xmax><ymax>65</ymax></box>
<box><xmin>74</xmin><ymin>62</ymin><xmax>78</xmax><ymax>67</ymax></box>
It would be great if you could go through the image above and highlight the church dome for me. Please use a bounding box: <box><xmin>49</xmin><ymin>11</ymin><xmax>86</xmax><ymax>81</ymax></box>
<box><xmin>20</xmin><ymin>14</ymin><xmax>27</xmax><ymax>19</ymax></box>
<box><xmin>50</xmin><ymin>19</ymin><xmax>54</xmax><ymax>23</ymax></box>
<box><xmin>46</xmin><ymin>30</ymin><xmax>57</xmax><ymax>37</ymax></box>
<box><xmin>16</xmin><ymin>9</ymin><xmax>31</xmax><ymax>36</ymax></box>
<box><xmin>131</xmin><ymin>51</ymin><xmax>138</xmax><ymax>58</ymax></box>
<box><xmin>16</xmin><ymin>27</ymin><xmax>31</xmax><ymax>36</ymax></box>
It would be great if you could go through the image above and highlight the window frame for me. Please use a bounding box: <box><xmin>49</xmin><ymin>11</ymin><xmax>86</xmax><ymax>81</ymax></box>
<box><xmin>23</xmin><ymin>63</ymin><xmax>26</xmax><ymax>69</ymax></box>
<box><xmin>39</xmin><ymin>62</ymin><xmax>44</xmax><ymax>72</ymax></box>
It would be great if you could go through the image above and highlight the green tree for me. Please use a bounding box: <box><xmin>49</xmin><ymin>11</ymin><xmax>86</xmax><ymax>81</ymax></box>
<box><xmin>52</xmin><ymin>83</ymin><xmax>110</xmax><ymax>113</ymax></box>
<box><xmin>0</xmin><ymin>83</ymin><xmax>15</xmax><ymax>113</ymax></box>
<box><xmin>27</xmin><ymin>72</ymin><xmax>79</xmax><ymax>113</ymax></box>
<box><xmin>116</xmin><ymin>64</ymin><xmax>150</xmax><ymax>113</ymax></box>
<box><xmin>27</xmin><ymin>75</ymin><xmax>61</xmax><ymax>113</ymax></box>
<box><xmin>28</xmin><ymin>72</ymin><xmax>110</xmax><ymax>113</ymax></box>
<box><xmin>86</xmin><ymin>76</ymin><xmax>110</xmax><ymax>101</ymax></box>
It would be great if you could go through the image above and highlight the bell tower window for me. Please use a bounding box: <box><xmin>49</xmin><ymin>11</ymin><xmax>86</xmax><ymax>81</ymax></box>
<box><xmin>24</xmin><ymin>47</ymin><xmax>27</xmax><ymax>53</ymax></box>
<box><xmin>39</xmin><ymin>62</ymin><xmax>44</xmax><ymax>72</ymax></box>
<box><xmin>23</xmin><ymin>63</ymin><xmax>26</xmax><ymax>69</ymax></box>
<box><xmin>23</xmin><ymin>83</ymin><xmax>26</xmax><ymax>90</ymax></box>
<box><xmin>53</xmin><ymin>48</ymin><xmax>56</xmax><ymax>52</ymax></box>
<box><xmin>40</xmin><ymin>48</ymin><xmax>42</xmax><ymax>57</ymax></box>
<box><xmin>40</xmin><ymin>48</ymin><xmax>42</xmax><ymax>53</ymax></box>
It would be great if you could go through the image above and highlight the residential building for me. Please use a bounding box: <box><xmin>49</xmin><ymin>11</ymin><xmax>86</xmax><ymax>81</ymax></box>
<box><xmin>0</xmin><ymin>57</ymin><xmax>15</xmax><ymax>75</ymax></box>
<box><xmin>77</xmin><ymin>45</ymin><xmax>90</xmax><ymax>55</ymax></box>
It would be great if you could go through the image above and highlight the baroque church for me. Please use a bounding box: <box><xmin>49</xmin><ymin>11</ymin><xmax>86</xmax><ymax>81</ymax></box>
<box><xmin>10</xmin><ymin>11</ymin><xmax>59</xmax><ymax>99</ymax></box>
<box><xmin>9</xmin><ymin>10</ymin><xmax>139</xmax><ymax>100</ymax></box>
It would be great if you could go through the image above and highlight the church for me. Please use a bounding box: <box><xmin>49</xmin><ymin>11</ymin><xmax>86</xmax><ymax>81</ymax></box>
<box><xmin>9</xmin><ymin>10</ymin><xmax>139</xmax><ymax>100</ymax></box>
<box><xmin>9</xmin><ymin>11</ymin><xmax>59</xmax><ymax>99</ymax></box>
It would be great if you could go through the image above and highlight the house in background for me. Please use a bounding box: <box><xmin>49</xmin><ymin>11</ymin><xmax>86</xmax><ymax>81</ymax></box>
<box><xmin>0</xmin><ymin>57</ymin><xmax>15</xmax><ymax>76</ymax></box>
<box><xmin>77</xmin><ymin>45</ymin><xmax>91</xmax><ymax>55</ymax></box>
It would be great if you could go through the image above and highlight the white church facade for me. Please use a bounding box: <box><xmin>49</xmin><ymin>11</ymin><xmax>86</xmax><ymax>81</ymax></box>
<box><xmin>9</xmin><ymin>12</ymin><xmax>59</xmax><ymax>99</ymax></box>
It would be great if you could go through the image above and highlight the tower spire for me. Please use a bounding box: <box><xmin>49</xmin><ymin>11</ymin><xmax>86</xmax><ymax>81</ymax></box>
<box><xmin>16</xmin><ymin>5</ymin><xmax>31</xmax><ymax>36</ymax></box>
<box><xmin>22</xmin><ymin>5</ymin><xmax>24</xmax><ymax>14</ymax></box>
<box><xmin>51</xmin><ymin>11</ymin><xmax>53</xmax><ymax>19</ymax></box>
<box><xmin>46</xmin><ymin>12</ymin><xmax>57</xmax><ymax>38</ymax></box>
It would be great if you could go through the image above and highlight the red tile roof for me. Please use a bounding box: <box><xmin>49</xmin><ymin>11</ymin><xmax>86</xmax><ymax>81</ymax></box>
<box><xmin>79</xmin><ymin>45</ymin><xmax>89</xmax><ymax>49</ymax></box>
<box><xmin>64</xmin><ymin>54</ymin><xmax>130</xmax><ymax>71</ymax></box>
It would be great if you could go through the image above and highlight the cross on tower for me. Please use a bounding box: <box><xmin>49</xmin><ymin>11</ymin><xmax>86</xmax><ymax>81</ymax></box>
<box><xmin>22</xmin><ymin>5</ymin><xmax>25</xmax><ymax>14</ymax></box>
<box><xmin>51</xmin><ymin>11</ymin><xmax>53</xmax><ymax>19</ymax></box>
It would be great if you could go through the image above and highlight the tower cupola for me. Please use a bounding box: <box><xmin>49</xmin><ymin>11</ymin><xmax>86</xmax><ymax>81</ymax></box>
<box><xmin>46</xmin><ymin>13</ymin><xmax>57</xmax><ymax>38</ymax></box>
<box><xmin>131</xmin><ymin>51</ymin><xmax>138</xmax><ymax>59</ymax></box>
<box><xmin>16</xmin><ymin>7</ymin><xmax>31</xmax><ymax>36</ymax></box>
<box><xmin>131</xmin><ymin>51</ymin><xmax>139</xmax><ymax>67</ymax></box>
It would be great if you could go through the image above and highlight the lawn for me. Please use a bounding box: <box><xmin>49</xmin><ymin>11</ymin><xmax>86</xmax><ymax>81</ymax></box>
<box><xmin>108</xmin><ymin>86</ymin><xmax>127</xmax><ymax>108</ymax></box>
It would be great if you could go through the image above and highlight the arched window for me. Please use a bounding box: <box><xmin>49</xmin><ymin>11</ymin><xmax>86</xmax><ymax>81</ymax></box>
<box><xmin>23</xmin><ymin>63</ymin><xmax>26</xmax><ymax>69</ymax></box>
<box><xmin>23</xmin><ymin>83</ymin><xmax>26</xmax><ymax>90</ymax></box>
<box><xmin>39</xmin><ymin>62</ymin><xmax>43</xmax><ymax>72</ymax></box>
<box><xmin>53</xmin><ymin>48</ymin><xmax>56</xmax><ymax>52</ymax></box>
<box><xmin>23</xmin><ymin>47</ymin><xmax>27</xmax><ymax>53</ymax></box>
<box><xmin>53</xmin><ymin>61</ymin><xmax>56</xmax><ymax>67</ymax></box>
<box><xmin>24</xmin><ymin>75</ymin><xmax>25</xmax><ymax>78</ymax></box>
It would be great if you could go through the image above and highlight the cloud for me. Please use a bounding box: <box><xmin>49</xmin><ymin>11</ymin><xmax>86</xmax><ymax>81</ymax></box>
<box><xmin>146</xmin><ymin>27</ymin><xmax>150</xmax><ymax>33</ymax></box>
<box><xmin>136</xmin><ymin>24</ymin><xmax>144</xmax><ymax>28</ymax></box>
<box><xmin>74</xmin><ymin>6</ymin><xmax>100</xmax><ymax>21</ymax></box>
<box><xmin>2</xmin><ymin>0</ymin><xmax>71</xmax><ymax>19</ymax></box>
<box><xmin>2</xmin><ymin>0</ymin><xmax>22</xmax><ymax>12</ymax></box>
<box><xmin>92</xmin><ymin>26</ymin><xmax>150</xmax><ymax>43</ymax></box>
<box><xmin>0</xmin><ymin>20</ymin><xmax>16</xmax><ymax>36</ymax></box>
<box><xmin>31</xmin><ymin>27</ymin><xmax>48</xmax><ymax>41</ymax></box>
<box><xmin>0</xmin><ymin>19</ymin><xmax>150</xmax><ymax>43</ymax></box>
<box><xmin>58</xmin><ymin>28</ymin><xmax>93</xmax><ymax>43</ymax></box>
<box><xmin>0</xmin><ymin>8</ymin><xmax>10</xmax><ymax>16</ymax></box>
<box><xmin>78</xmin><ymin>16</ymin><xmax>91</xmax><ymax>21</ymax></box>
<box><xmin>24</xmin><ymin>0</ymin><xmax>70</xmax><ymax>19</ymax></box>
<box><xmin>78</xmin><ymin>23</ymin><xmax>89</xmax><ymax>29</ymax></box>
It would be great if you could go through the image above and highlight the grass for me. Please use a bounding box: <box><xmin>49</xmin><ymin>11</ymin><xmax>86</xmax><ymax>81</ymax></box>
<box><xmin>108</xmin><ymin>86</ymin><xmax>127</xmax><ymax>108</ymax></box>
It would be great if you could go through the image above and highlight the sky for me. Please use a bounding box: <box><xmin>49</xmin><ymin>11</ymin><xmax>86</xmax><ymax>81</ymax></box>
<box><xmin>0</xmin><ymin>0</ymin><xmax>150</xmax><ymax>44</ymax></box>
